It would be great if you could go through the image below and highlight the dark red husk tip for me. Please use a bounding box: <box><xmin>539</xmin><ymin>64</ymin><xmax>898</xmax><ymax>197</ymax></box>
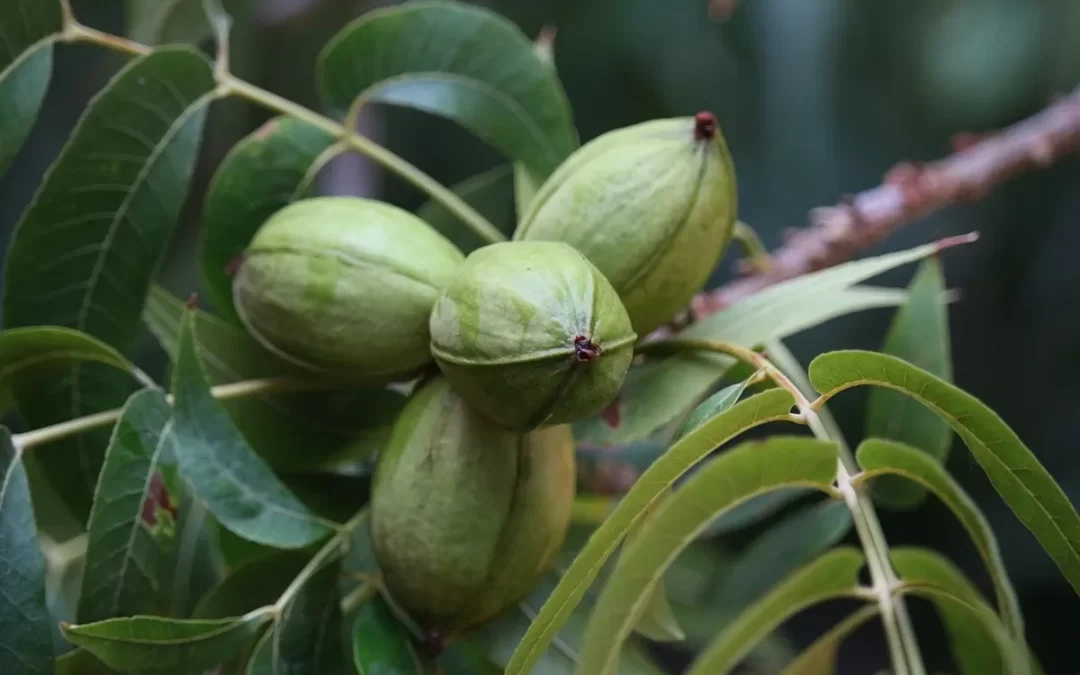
<box><xmin>694</xmin><ymin>111</ymin><xmax>717</xmax><ymax>140</ymax></box>
<box><xmin>573</xmin><ymin>335</ymin><xmax>602</xmax><ymax>363</ymax></box>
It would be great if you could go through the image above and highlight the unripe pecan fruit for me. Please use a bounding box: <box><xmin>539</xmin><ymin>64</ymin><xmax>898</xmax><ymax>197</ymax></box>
<box><xmin>429</xmin><ymin>240</ymin><xmax>636</xmax><ymax>430</ymax></box>
<box><xmin>515</xmin><ymin>112</ymin><xmax>738</xmax><ymax>335</ymax></box>
<box><xmin>233</xmin><ymin>196</ymin><xmax>464</xmax><ymax>381</ymax></box>
<box><xmin>371</xmin><ymin>377</ymin><xmax>574</xmax><ymax>635</ymax></box>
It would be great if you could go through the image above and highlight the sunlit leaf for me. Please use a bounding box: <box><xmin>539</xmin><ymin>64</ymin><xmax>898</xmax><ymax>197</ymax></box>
<box><xmin>503</xmin><ymin>389</ymin><xmax>797</xmax><ymax>675</ymax></box>
<box><xmin>61</xmin><ymin>610</ymin><xmax>272</xmax><ymax>675</ymax></box>
<box><xmin>145</xmin><ymin>286</ymin><xmax>405</xmax><ymax>473</ymax></box>
<box><xmin>352</xmin><ymin>596</ymin><xmax>431</xmax><ymax>675</ymax></box>
<box><xmin>855</xmin><ymin>438</ymin><xmax>1022</xmax><ymax>637</ymax></box>
<box><xmin>893</xmin><ymin>547</ymin><xmax>1025</xmax><ymax>675</ymax></box>
<box><xmin>0</xmin><ymin>326</ymin><xmax>135</xmax><ymax>415</ymax></box>
<box><xmin>199</xmin><ymin>117</ymin><xmax>337</xmax><ymax>320</ymax></box>
<box><xmin>317</xmin><ymin>0</ymin><xmax>577</xmax><ymax>179</ymax></box>
<box><xmin>810</xmin><ymin>350</ymin><xmax>1080</xmax><ymax>595</ymax></box>
<box><xmin>2</xmin><ymin>47</ymin><xmax>215</xmax><ymax>520</ymax></box>
<box><xmin>0</xmin><ymin>0</ymin><xmax>62</xmax><ymax>176</ymax></box>
<box><xmin>417</xmin><ymin>164</ymin><xmax>516</xmax><ymax>254</ymax></box>
<box><xmin>685</xmin><ymin>548</ymin><xmax>866</xmax><ymax>675</ymax></box>
<box><xmin>777</xmin><ymin>605</ymin><xmax>879</xmax><ymax>675</ymax></box>
<box><xmin>576</xmin><ymin>437</ymin><xmax>840</xmax><ymax>675</ymax></box>
<box><xmin>0</xmin><ymin>427</ymin><xmax>52</xmax><ymax>675</ymax></box>
<box><xmin>713</xmin><ymin>499</ymin><xmax>853</xmax><ymax>613</ymax></box>
<box><xmin>626</xmin><ymin>491</ymin><xmax>684</xmax><ymax>643</ymax></box>
<box><xmin>866</xmin><ymin>257</ymin><xmax>953</xmax><ymax>508</ymax></box>
<box><xmin>577</xmin><ymin>284</ymin><xmax>910</xmax><ymax>446</ymax></box>
<box><xmin>167</xmin><ymin>308</ymin><xmax>333</xmax><ymax>548</ymax></box>
<box><xmin>78</xmin><ymin>389</ymin><xmax>178</xmax><ymax>623</ymax></box>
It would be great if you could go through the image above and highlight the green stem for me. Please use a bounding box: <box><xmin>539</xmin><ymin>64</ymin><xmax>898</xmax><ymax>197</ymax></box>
<box><xmin>731</xmin><ymin>221</ymin><xmax>773</xmax><ymax>274</ymax></box>
<box><xmin>13</xmin><ymin>377</ymin><xmax>339</xmax><ymax>450</ymax></box>
<box><xmin>62</xmin><ymin>22</ymin><xmax>505</xmax><ymax>247</ymax></box>
<box><xmin>277</xmin><ymin>509</ymin><xmax>370</xmax><ymax>613</ymax></box>
<box><xmin>641</xmin><ymin>337</ymin><xmax>927</xmax><ymax>675</ymax></box>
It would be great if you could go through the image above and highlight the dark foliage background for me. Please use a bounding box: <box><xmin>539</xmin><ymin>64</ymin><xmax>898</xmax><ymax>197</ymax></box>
<box><xmin>2</xmin><ymin>0</ymin><xmax>1078</xmax><ymax>673</ymax></box>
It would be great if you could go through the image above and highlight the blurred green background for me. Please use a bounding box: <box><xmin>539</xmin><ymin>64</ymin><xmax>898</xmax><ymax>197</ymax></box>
<box><xmin>3</xmin><ymin>0</ymin><xmax>1080</xmax><ymax>673</ymax></box>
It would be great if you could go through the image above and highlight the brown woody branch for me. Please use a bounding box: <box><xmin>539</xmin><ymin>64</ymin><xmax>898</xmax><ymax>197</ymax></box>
<box><xmin>689</xmin><ymin>85</ymin><xmax>1080</xmax><ymax>319</ymax></box>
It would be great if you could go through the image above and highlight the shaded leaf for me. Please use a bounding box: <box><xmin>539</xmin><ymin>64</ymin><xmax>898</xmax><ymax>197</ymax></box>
<box><xmin>317</xmin><ymin>0</ymin><xmax>577</xmax><ymax>178</ymax></box>
<box><xmin>576</xmin><ymin>437</ymin><xmax>841</xmax><ymax>675</ymax></box>
<box><xmin>672</xmin><ymin>379</ymin><xmax>750</xmax><ymax>442</ymax></box>
<box><xmin>0</xmin><ymin>326</ymin><xmax>135</xmax><ymax>415</ymax></box>
<box><xmin>193</xmin><ymin>552</ymin><xmax>310</xmax><ymax>620</ymax></box>
<box><xmin>352</xmin><ymin>596</ymin><xmax>431</xmax><ymax>675</ymax></box>
<box><xmin>685</xmin><ymin>549</ymin><xmax>866</xmax><ymax>675</ymax></box>
<box><xmin>160</xmin><ymin>491</ymin><xmax>222</xmax><ymax>618</ymax></box>
<box><xmin>464</xmin><ymin>571</ymin><xmax>665</xmax><ymax>675</ymax></box>
<box><xmin>145</xmin><ymin>286</ymin><xmax>406</xmax><ymax>474</ymax></box>
<box><xmin>503</xmin><ymin>389</ymin><xmax>798</xmax><ymax>675</ymax></box>
<box><xmin>855</xmin><ymin>438</ymin><xmax>1022</xmax><ymax>637</ymax></box>
<box><xmin>701</xmin><ymin>488</ymin><xmax>811</xmax><ymax>537</ymax></box>
<box><xmin>577</xmin><ymin>284</ymin><xmax>910</xmax><ymax>446</ymax></box>
<box><xmin>168</xmin><ymin>308</ymin><xmax>333</xmax><ymax>548</ymax></box>
<box><xmin>714</xmin><ymin>499</ymin><xmax>853</xmax><ymax>613</ymax></box>
<box><xmin>810</xmin><ymin>350</ymin><xmax>1080</xmax><ymax>595</ymax></box>
<box><xmin>866</xmin><ymin>257</ymin><xmax>953</xmax><ymax>508</ymax></box>
<box><xmin>0</xmin><ymin>427</ymin><xmax>53</xmax><ymax>675</ymax></box>
<box><xmin>893</xmin><ymin>547</ymin><xmax>1025</xmax><ymax>675</ymax></box>
<box><xmin>55</xmin><ymin>647</ymin><xmax>125</xmax><ymax>675</ymax></box>
<box><xmin>199</xmin><ymin>117</ymin><xmax>337</xmax><ymax>319</ymax></box>
<box><xmin>0</xmin><ymin>0</ymin><xmax>61</xmax><ymax>175</ymax></box>
<box><xmin>61</xmin><ymin>611</ymin><xmax>272</xmax><ymax>675</ymax></box>
<box><xmin>417</xmin><ymin>164</ymin><xmax>515</xmax><ymax>254</ymax></box>
<box><xmin>78</xmin><ymin>389</ymin><xmax>178</xmax><ymax>623</ymax></box>
<box><xmin>2</xmin><ymin>47</ymin><xmax>215</xmax><ymax>520</ymax></box>
<box><xmin>777</xmin><ymin>605</ymin><xmax>879</xmax><ymax>675</ymax></box>
<box><xmin>250</xmin><ymin>553</ymin><xmax>349</xmax><ymax>675</ymax></box>
<box><xmin>126</xmin><ymin>0</ymin><xmax>243</xmax><ymax>45</ymax></box>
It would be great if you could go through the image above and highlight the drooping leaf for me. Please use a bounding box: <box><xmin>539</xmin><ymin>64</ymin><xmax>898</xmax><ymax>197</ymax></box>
<box><xmin>576</xmin><ymin>284</ymin><xmax>909</xmax><ymax>446</ymax></box>
<box><xmin>464</xmin><ymin>571</ymin><xmax>666</xmax><ymax>675</ymax></box>
<box><xmin>126</xmin><ymin>0</ymin><xmax>243</xmax><ymax>45</ymax></box>
<box><xmin>866</xmin><ymin>257</ymin><xmax>953</xmax><ymax>508</ymax></box>
<box><xmin>2</xmin><ymin>47</ymin><xmax>216</xmax><ymax>520</ymax></box>
<box><xmin>855</xmin><ymin>438</ymin><xmax>1022</xmax><ymax>637</ymax></box>
<box><xmin>160</xmin><ymin>490</ymin><xmax>222</xmax><ymax>618</ymax></box>
<box><xmin>145</xmin><ymin>286</ymin><xmax>406</xmax><ymax>473</ymax></box>
<box><xmin>893</xmin><ymin>547</ymin><xmax>1025</xmax><ymax>675</ymax></box>
<box><xmin>574</xmin><ymin>436</ymin><xmax>840</xmax><ymax>675</ymax></box>
<box><xmin>810</xmin><ymin>350</ymin><xmax>1080</xmax><ymax>595</ymax></box>
<box><xmin>684</xmin><ymin>548</ymin><xmax>866</xmax><ymax>675</ymax></box>
<box><xmin>193</xmin><ymin>551</ymin><xmax>310</xmax><ymax>619</ymax></box>
<box><xmin>713</xmin><ymin>499</ymin><xmax>853</xmax><ymax>613</ymax></box>
<box><xmin>0</xmin><ymin>427</ymin><xmax>53</xmax><ymax>675</ymax></box>
<box><xmin>61</xmin><ymin>610</ymin><xmax>273</xmax><ymax>675</ymax></box>
<box><xmin>417</xmin><ymin>164</ymin><xmax>516</xmax><ymax>254</ymax></box>
<box><xmin>0</xmin><ymin>326</ymin><xmax>136</xmax><ymax>415</ymax></box>
<box><xmin>167</xmin><ymin>308</ymin><xmax>334</xmax><ymax>549</ymax></box>
<box><xmin>317</xmin><ymin>0</ymin><xmax>577</xmax><ymax>179</ymax></box>
<box><xmin>351</xmin><ymin>596</ymin><xmax>431</xmax><ymax>675</ymax></box>
<box><xmin>777</xmin><ymin>605</ymin><xmax>880</xmax><ymax>675</ymax></box>
<box><xmin>199</xmin><ymin>116</ymin><xmax>337</xmax><ymax>319</ymax></box>
<box><xmin>0</xmin><ymin>0</ymin><xmax>62</xmax><ymax>176</ymax></box>
<box><xmin>78</xmin><ymin>389</ymin><xmax>178</xmax><ymax>623</ymax></box>
<box><xmin>249</xmin><ymin>552</ymin><xmax>349</xmax><ymax>675</ymax></box>
<box><xmin>503</xmin><ymin>389</ymin><xmax>798</xmax><ymax>675</ymax></box>
<box><xmin>626</xmin><ymin>491</ymin><xmax>684</xmax><ymax>643</ymax></box>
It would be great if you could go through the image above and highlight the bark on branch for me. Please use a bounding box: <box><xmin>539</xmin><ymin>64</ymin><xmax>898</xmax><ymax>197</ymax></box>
<box><xmin>690</xmin><ymin>85</ymin><xmax>1080</xmax><ymax>318</ymax></box>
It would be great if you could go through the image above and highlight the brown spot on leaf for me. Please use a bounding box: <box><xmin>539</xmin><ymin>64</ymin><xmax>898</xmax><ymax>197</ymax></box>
<box><xmin>185</xmin><ymin>293</ymin><xmax>199</xmax><ymax>310</ymax></box>
<box><xmin>140</xmin><ymin>472</ymin><xmax>178</xmax><ymax>530</ymax></box>
<box><xmin>602</xmin><ymin>397</ymin><xmax>621</xmax><ymax>428</ymax></box>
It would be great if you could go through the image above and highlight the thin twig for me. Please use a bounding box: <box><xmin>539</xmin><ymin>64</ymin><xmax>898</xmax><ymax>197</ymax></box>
<box><xmin>692</xmin><ymin>85</ymin><xmax>1080</xmax><ymax>317</ymax></box>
